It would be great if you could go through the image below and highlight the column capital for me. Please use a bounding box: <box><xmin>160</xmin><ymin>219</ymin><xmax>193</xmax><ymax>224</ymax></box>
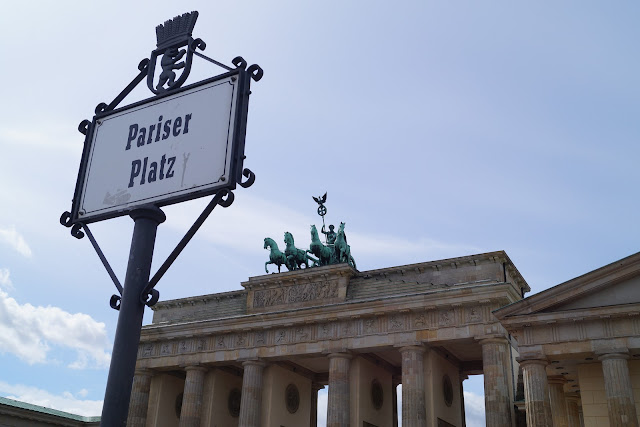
<box><xmin>327</xmin><ymin>352</ymin><xmax>353</xmax><ymax>360</ymax></box>
<box><xmin>478</xmin><ymin>336</ymin><xmax>509</xmax><ymax>346</ymax></box>
<box><xmin>183</xmin><ymin>365</ymin><xmax>208</xmax><ymax>373</ymax></box>
<box><xmin>547</xmin><ymin>375</ymin><xmax>567</xmax><ymax>385</ymax></box>
<box><xmin>241</xmin><ymin>359</ymin><xmax>266</xmax><ymax>368</ymax></box>
<box><xmin>517</xmin><ymin>358</ymin><xmax>548</xmax><ymax>368</ymax></box>
<box><xmin>398</xmin><ymin>345</ymin><xmax>426</xmax><ymax>355</ymax></box>
<box><xmin>134</xmin><ymin>368</ymin><xmax>153</xmax><ymax>377</ymax></box>
<box><xmin>597</xmin><ymin>352</ymin><xmax>630</xmax><ymax>362</ymax></box>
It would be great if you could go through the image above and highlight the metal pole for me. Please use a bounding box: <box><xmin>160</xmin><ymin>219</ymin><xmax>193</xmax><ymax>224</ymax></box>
<box><xmin>100</xmin><ymin>206</ymin><xmax>165</xmax><ymax>426</ymax></box>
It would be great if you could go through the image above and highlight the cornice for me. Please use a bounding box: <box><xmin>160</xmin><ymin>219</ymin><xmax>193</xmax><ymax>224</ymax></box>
<box><xmin>498</xmin><ymin>302</ymin><xmax>640</xmax><ymax>330</ymax></box>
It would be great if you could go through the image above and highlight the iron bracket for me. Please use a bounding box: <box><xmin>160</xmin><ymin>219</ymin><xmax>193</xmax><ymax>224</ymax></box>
<box><xmin>138</xmin><ymin>181</ymin><xmax>250</xmax><ymax>305</ymax></box>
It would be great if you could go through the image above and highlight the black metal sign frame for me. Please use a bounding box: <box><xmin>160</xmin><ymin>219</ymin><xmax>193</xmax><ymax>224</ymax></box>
<box><xmin>68</xmin><ymin>68</ymin><xmax>250</xmax><ymax>225</ymax></box>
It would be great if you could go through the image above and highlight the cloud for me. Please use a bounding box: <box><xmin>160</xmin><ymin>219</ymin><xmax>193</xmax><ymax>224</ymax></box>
<box><xmin>0</xmin><ymin>288</ymin><xmax>110</xmax><ymax>369</ymax></box>
<box><xmin>0</xmin><ymin>226</ymin><xmax>32</xmax><ymax>257</ymax></box>
<box><xmin>0</xmin><ymin>125</ymin><xmax>78</xmax><ymax>153</ymax></box>
<box><xmin>0</xmin><ymin>381</ymin><xmax>102</xmax><ymax>417</ymax></box>
<box><xmin>464</xmin><ymin>390</ymin><xmax>486</xmax><ymax>427</ymax></box>
<box><xmin>0</xmin><ymin>268</ymin><xmax>13</xmax><ymax>290</ymax></box>
<box><xmin>317</xmin><ymin>388</ymin><xmax>327</xmax><ymax>426</ymax></box>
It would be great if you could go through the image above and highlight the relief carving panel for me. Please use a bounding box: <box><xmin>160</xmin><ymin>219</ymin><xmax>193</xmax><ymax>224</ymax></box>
<box><xmin>253</xmin><ymin>280</ymin><xmax>339</xmax><ymax>308</ymax></box>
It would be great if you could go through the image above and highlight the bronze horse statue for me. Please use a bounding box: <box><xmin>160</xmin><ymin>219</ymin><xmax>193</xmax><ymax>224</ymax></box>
<box><xmin>284</xmin><ymin>232</ymin><xmax>317</xmax><ymax>270</ymax></box>
<box><xmin>335</xmin><ymin>222</ymin><xmax>356</xmax><ymax>269</ymax></box>
<box><xmin>310</xmin><ymin>224</ymin><xmax>336</xmax><ymax>266</ymax></box>
<box><xmin>264</xmin><ymin>237</ymin><xmax>289</xmax><ymax>273</ymax></box>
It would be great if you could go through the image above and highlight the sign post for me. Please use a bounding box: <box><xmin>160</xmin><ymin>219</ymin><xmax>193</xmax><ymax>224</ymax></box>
<box><xmin>101</xmin><ymin>207</ymin><xmax>165</xmax><ymax>426</ymax></box>
<box><xmin>59</xmin><ymin>12</ymin><xmax>262</xmax><ymax>426</ymax></box>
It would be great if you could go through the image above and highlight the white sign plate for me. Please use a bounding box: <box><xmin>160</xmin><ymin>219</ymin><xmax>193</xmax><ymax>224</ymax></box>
<box><xmin>77</xmin><ymin>75</ymin><xmax>241</xmax><ymax>221</ymax></box>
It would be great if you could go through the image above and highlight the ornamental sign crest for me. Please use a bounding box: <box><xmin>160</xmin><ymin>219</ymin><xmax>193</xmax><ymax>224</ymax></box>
<box><xmin>146</xmin><ymin>12</ymin><xmax>201</xmax><ymax>94</ymax></box>
<box><xmin>264</xmin><ymin>193</ymin><xmax>357</xmax><ymax>273</ymax></box>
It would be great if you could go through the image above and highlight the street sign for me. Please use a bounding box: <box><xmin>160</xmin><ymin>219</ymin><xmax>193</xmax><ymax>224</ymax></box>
<box><xmin>70</xmin><ymin>69</ymin><xmax>249</xmax><ymax>224</ymax></box>
<box><xmin>60</xmin><ymin>11</ymin><xmax>263</xmax><ymax>425</ymax></box>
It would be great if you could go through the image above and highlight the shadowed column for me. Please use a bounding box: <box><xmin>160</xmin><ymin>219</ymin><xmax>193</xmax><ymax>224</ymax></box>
<box><xmin>459</xmin><ymin>374</ymin><xmax>467</xmax><ymax>427</ymax></box>
<box><xmin>520</xmin><ymin>359</ymin><xmax>552</xmax><ymax>427</ymax></box>
<box><xmin>400</xmin><ymin>346</ymin><xmax>426</xmax><ymax>427</ymax></box>
<box><xmin>565</xmin><ymin>394</ymin><xmax>582</xmax><ymax>427</ymax></box>
<box><xmin>311</xmin><ymin>382</ymin><xmax>324</xmax><ymax>427</ymax></box>
<box><xmin>548</xmin><ymin>376</ymin><xmax>569</xmax><ymax>427</ymax></box>
<box><xmin>239</xmin><ymin>360</ymin><xmax>266</xmax><ymax>427</ymax></box>
<box><xmin>179</xmin><ymin>365</ymin><xmax>207</xmax><ymax>427</ymax></box>
<box><xmin>480</xmin><ymin>338</ymin><xmax>512</xmax><ymax>427</ymax></box>
<box><xmin>392</xmin><ymin>377</ymin><xmax>400</xmax><ymax>427</ymax></box>
<box><xmin>327</xmin><ymin>353</ymin><xmax>352</xmax><ymax>427</ymax></box>
<box><xmin>126</xmin><ymin>368</ymin><xmax>153</xmax><ymax>427</ymax></box>
<box><xmin>598</xmin><ymin>353</ymin><xmax>639</xmax><ymax>427</ymax></box>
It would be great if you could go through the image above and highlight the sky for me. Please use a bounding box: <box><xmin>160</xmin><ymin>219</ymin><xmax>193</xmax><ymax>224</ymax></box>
<box><xmin>0</xmin><ymin>1</ymin><xmax>639</xmax><ymax>426</ymax></box>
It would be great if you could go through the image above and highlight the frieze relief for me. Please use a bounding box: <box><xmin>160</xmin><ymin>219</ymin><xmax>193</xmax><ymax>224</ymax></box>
<box><xmin>413</xmin><ymin>312</ymin><xmax>427</xmax><ymax>329</ymax></box>
<box><xmin>235</xmin><ymin>333</ymin><xmax>248</xmax><ymax>347</ymax></box>
<box><xmin>160</xmin><ymin>342</ymin><xmax>172</xmax><ymax>356</ymax></box>
<box><xmin>142</xmin><ymin>343</ymin><xmax>154</xmax><ymax>357</ymax></box>
<box><xmin>178</xmin><ymin>340</ymin><xmax>190</xmax><ymax>354</ymax></box>
<box><xmin>255</xmin><ymin>330</ymin><xmax>266</xmax><ymax>346</ymax></box>
<box><xmin>364</xmin><ymin>317</ymin><xmax>378</xmax><ymax>334</ymax></box>
<box><xmin>389</xmin><ymin>314</ymin><xmax>406</xmax><ymax>331</ymax></box>
<box><xmin>467</xmin><ymin>306</ymin><xmax>482</xmax><ymax>323</ymax></box>
<box><xmin>439</xmin><ymin>309</ymin><xmax>455</xmax><ymax>327</ymax></box>
<box><xmin>252</xmin><ymin>280</ymin><xmax>339</xmax><ymax>308</ymax></box>
<box><xmin>295</xmin><ymin>326</ymin><xmax>311</xmax><ymax>342</ymax></box>
<box><xmin>318</xmin><ymin>322</ymin><xmax>334</xmax><ymax>340</ymax></box>
<box><xmin>216</xmin><ymin>335</ymin><xmax>227</xmax><ymax>349</ymax></box>
<box><xmin>139</xmin><ymin>303</ymin><xmax>490</xmax><ymax>358</ymax></box>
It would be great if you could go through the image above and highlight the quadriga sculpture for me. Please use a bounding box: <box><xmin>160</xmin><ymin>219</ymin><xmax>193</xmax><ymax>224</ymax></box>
<box><xmin>264</xmin><ymin>222</ymin><xmax>356</xmax><ymax>273</ymax></box>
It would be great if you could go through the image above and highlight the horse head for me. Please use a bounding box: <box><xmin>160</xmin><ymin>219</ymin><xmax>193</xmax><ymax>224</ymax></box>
<box><xmin>310</xmin><ymin>225</ymin><xmax>318</xmax><ymax>239</ymax></box>
<box><xmin>284</xmin><ymin>231</ymin><xmax>293</xmax><ymax>245</ymax></box>
<box><xmin>338</xmin><ymin>222</ymin><xmax>346</xmax><ymax>234</ymax></box>
<box><xmin>264</xmin><ymin>237</ymin><xmax>276</xmax><ymax>250</ymax></box>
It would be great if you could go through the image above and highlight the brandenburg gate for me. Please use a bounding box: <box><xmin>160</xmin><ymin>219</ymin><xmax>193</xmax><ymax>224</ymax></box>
<box><xmin>126</xmin><ymin>250</ymin><xmax>529</xmax><ymax>426</ymax></box>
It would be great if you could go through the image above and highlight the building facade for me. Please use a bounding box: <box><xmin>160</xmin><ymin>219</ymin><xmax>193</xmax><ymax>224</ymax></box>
<box><xmin>494</xmin><ymin>251</ymin><xmax>640</xmax><ymax>427</ymax></box>
<box><xmin>0</xmin><ymin>396</ymin><xmax>100</xmax><ymax>427</ymax></box>
<box><xmin>128</xmin><ymin>250</ymin><xmax>640</xmax><ymax>426</ymax></box>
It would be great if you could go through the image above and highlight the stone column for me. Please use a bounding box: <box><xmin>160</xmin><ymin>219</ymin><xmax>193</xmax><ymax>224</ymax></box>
<box><xmin>179</xmin><ymin>365</ymin><xmax>207</xmax><ymax>427</ymax></box>
<box><xmin>548</xmin><ymin>376</ymin><xmax>569</xmax><ymax>427</ymax></box>
<box><xmin>310</xmin><ymin>382</ymin><xmax>324</xmax><ymax>427</ymax></box>
<box><xmin>239</xmin><ymin>360</ymin><xmax>266</xmax><ymax>427</ymax></box>
<box><xmin>327</xmin><ymin>353</ymin><xmax>352</xmax><ymax>427</ymax></box>
<box><xmin>399</xmin><ymin>346</ymin><xmax>426</xmax><ymax>427</ymax></box>
<box><xmin>565</xmin><ymin>394</ymin><xmax>581</xmax><ymax>427</ymax></box>
<box><xmin>519</xmin><ymin>359</ymin><xmax>552</xmax><ymax>427</ymax></box>
<box><xmin>480</xmin><ymin>337</ymin><xmax>512</xmax><ymax>427</ymax></box>
<box><xmin>598</xmin><ymin>353</ymin><xmax>639</xmax><ymax>427</ymax></box>
<box><xmin>126</xmin><ymin>368</ymin><xmax>153</xmax><ymax>427</ymax></box>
